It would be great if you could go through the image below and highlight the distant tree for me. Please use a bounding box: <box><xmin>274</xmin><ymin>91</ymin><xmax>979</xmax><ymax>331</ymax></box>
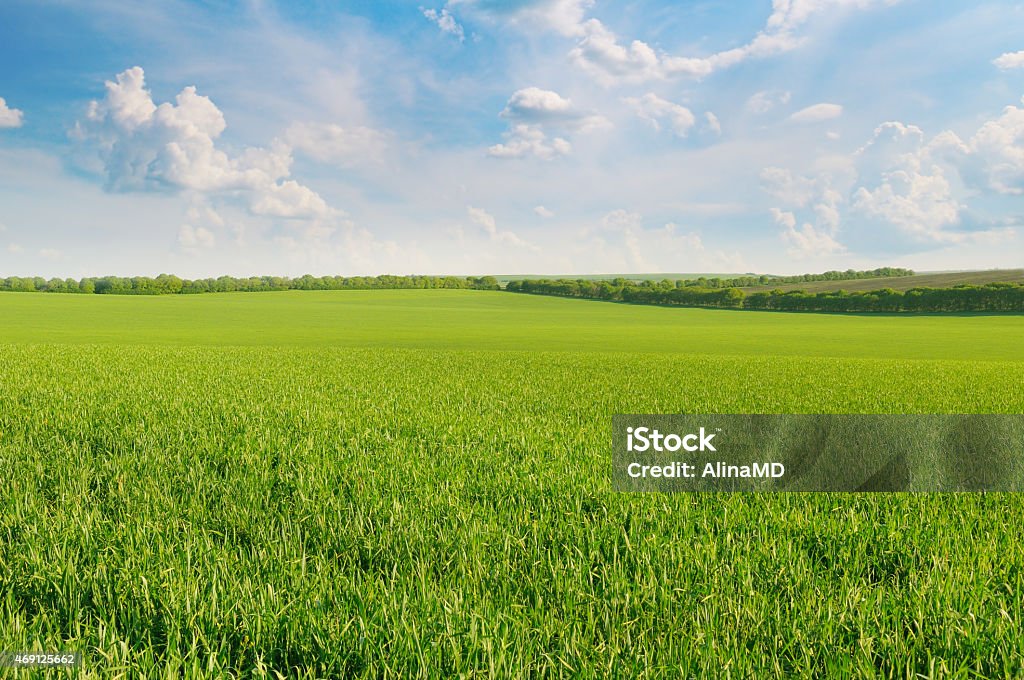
<box><xmin>156</xmin><ymin>274</ymin><xmax>183</xmax><ymax>294</ymax></box>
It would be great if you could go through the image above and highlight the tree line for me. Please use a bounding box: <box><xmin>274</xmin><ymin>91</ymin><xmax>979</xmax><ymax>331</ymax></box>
<box><xmin>0</xmin><ymin>274</ymin><xmax>501</xmax><ymax>295</ymax></box>
<box><xmin>505</xmin><ymin>278</ymin><xmax>1024</xmax><ymax>313</ymax></box>
<box><xmin>4</xmin><ymin>270</ymin><xmax>1020</xmax><ymax>312</ymax></box>
<box><xmin>671</xmin><ymin>267</ymin><xmax>914</xmax><ymax>289</ymax></box>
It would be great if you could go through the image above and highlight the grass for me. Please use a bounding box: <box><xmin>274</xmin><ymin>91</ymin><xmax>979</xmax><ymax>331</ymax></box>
<box><xmin>1</xmin><ymin>289</ymin><xmax>1023</xmax><ymax>360</ymax></box>
<box><xmin>1</xmin><ymin>290</ymin><xmax>1024</xmax><ymax>678</ymax></box>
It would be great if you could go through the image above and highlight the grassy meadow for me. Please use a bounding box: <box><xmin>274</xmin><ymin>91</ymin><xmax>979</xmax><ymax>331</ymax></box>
<box><xmin>2</xmin><ymin>289</ymin><xmax>1024</xmax><ymax>677</ymax></box>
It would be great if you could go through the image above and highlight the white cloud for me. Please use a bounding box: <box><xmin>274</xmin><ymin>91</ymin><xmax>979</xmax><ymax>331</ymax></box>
<box><xmin>855</xmin><ymin>121</ymin><xmax>924</xmax><ymax>165</ymax></box>
<box><xmin>267</xmin><ymin>218</ymin><xmax>415</xmax><ymax>275</ymax></box>
<box><xmin>746</xmin><ymin>90</ymin><xmax>791</xmax><ymax>114</ymax></box>
<box><xmin>178</xmin><ymin>201</ymin><xmax>221</xmax><ymax>250</ymax></box>
<box><xmin>585</xmin><ymin>209</ymin><xmax>730</xmax><ymax>272</ymax></box>
<box><xmin>776</xmin><ymin>215</ymin><xmax>846</xmax><ymax>257</ymax></box>
<box><xmin>853</xmin><ymin>105</ymin><xmax>1024</xmax><ymax>209</ymax></box>
<box><xmin>762</xmin><ymin>99</ymin><xmax>1024</xmax><ymax>253</ymax></box>
<box><xmin>467</xmin><ymin>205</ymin><xmax>539</xmax><ymax>250</ymax></box>
<box><xmin>7</xmin><ymin>243</ymin><xmax>23</xmax><ymax>254</ymax></box>
<box><xmin>993</xmin><ymin>50</ymin><xmax>1024</xmax><ymax>70</ymax></box>
<box><xmin>467</xmin><ymin>205</ymin><xmax>497</xmax><ymax>231</ymax></box>
<box><xmin>851</xmin><ymin>166</ymin><xmax>962</xmax><ymax>243</ymax></box>
<box><xmin>704</xmin><ymin>112</ymin><xmax>722</xmax><ymax>135</ymax></box>
<box><xmin>763</xmin><ymin>169</ymin><xmax>848</xmax><ymax>255</ymax></box>
<box><xmin>489</xmin><ymin>87</ymin><xmax>608</xmax><ymax>158</ymax></box>
<box><xmin>285</xmin><ymin>122</ymin><xmax>388</xmax><ymax>166</ymax></box>
<box><xmin>760</xmin><ymin>167</ymin><xmax>819</xmax><ymax>207</ymax></box>
<box><xmin>770</xmin><ymin>207</ymin><xmax>797</xmax><ymax>230</ymax></box>
<box><xmin>568</xmin><ymin>0</ymin><xmax>901</xmax><ymax>84</ymax></box>
<box><xmin>595</xmin><ymin>209</ymin><xmax>650</xmax><ymax>269</ymax></box>
<box><xmin>185</xmin><ymin>202</ymin><xmax>225</xmax><ymax>228</ymax></box>
<box><xmin>942</xmin><ymin>97</ymin><xmax>1024</xmax><ymax>195</ymax></box>
<box><xmin>0</xmin><ymin>97</ymin><xmax>23</xmax><ymax>128</ymax></box>
<box><xmin>251</xmin><ymin>180</ymin><xmax>332</xmax><ymax>219</ymax></box>
<box><xmin>178</xmin><ymin>224</ymin><xmax>216</xmax><ymax>249</ymax></box>
<box><xmin>850</xmin><ymin>122</ymin><xmax>963</xmax><ymax>243</ymax></box>
<box><xmin>487</xmin><ymin>124</ymin><xmax>571</xmax><ymax>160</ymax></box>
<box><xmin>790</xmin><ymin>103</ymin><xmax>843</xmax><ymax>123</ymax></box>
<box><xmin>503</xmin><ymin>87</ymin><xmax>572</xmax><ymax>119</ymax></box>
<box><xmin>500</xmin><ymin>87</ymin><xmax>609</xmax><ymax>131</ymax></box>
<box><xmin>534</xmin><ymin>205</ymin><xmax>554</xmax><ymax>218</ymax></box>
<box><xmin>422</xmin><ymin>7</ymin><xmax>465</xmax><ymax>41</ymax></box>
<box><xmin>449</xmin><ymin>0</ymin><xmax>593</xmax><ymax>37</ymax></box>
<box><xmin>570</xmin><ymin>20</ymin><xmax>665</xmax><ymax>84</ymax></box>
<box><xmin>624</xmin><ymin>93</ymin><xmax>696</xmax><ymax>137</ymax></box>
<box><xmin>39</xmin><ymin>248</ymin><xmax>64</xmax><ymax>261</ymax></box>
<box><xmin>771</xmin><ymin>204</ymin><xmax>846</xmax><ymax>259</ymax></box>
<box><xmin>75</xmin><ymin>66</ymin><xmax>332</xmax><ymax>220</ymax></box>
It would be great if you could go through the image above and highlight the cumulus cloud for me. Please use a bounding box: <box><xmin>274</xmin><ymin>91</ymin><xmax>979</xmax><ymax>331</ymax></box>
<box><xmin>760</xmin><ymin>166</ymin><xmax>820</xmax><ymax>207</ymax></box>
<box><xmin>285</xmin><ymin>122</ymin><xmax>388</xmax><ymax>166</ymax></box>
<box><xmin>467</xmin><ymin>205</ymin><xmax>539</xmax><ymax>250</ymax></box>
<box><xmin>773</xmin><ymin>183</ymin><xmax>846</xmax><ymax>257</ymax></box>
<box><xmin>850</xmin><ymin>123</ymin><xmax>965</xmax><ymax>243</ymax></box>
<box><xmin>849</xmin><ymin>111</ymin><xmax>1024</xmax><ymax>238</ymax></box>
<box><xmin>75</xmin><ymin>66</ymin><xmax>332</xmax><ymax>220</ymax></box>
<box><xmin>534</xmin><ymin>205</ymin><xmax>554</xmax><ymax>218</ymax></box>
<box><xmin>774</xmin><ymin>208</ymin><xmax>845</xmax><ymax>257</ymax></box>
<box><xmin>570</xmin><ymin>20</ymin><xmax>666</xmax><ymax>84</ymax></box>
<box><xmin>851</xmin><ymin>167</ymin><xmax>962</xmax><ymax>243</ymax></box>
<box><xmin>489</xmin><ymin>87</ymin><xmax>607</xmax><ymax>159</ymax></box>
<box><xmin>746</xmin><ymin>90</ymin><xmax>792</xmax><ymax>114</ymax></box>
<box><xmin>500</xmin><ymin>87</ymin><xmax>610</xmax><ymax>131</ymax></box>
<box><xmin>0</xmin><ymin>97</ymin><xmax>23</xmax><ymax>128</ymax></box>
<box><xmin>624</xmin><ymin>93</ymin><xmax>696</xmax><ymax>136</ymax></box>
<box><xmin>251</xmin><ymin>181</ymin><xmax>330</xmax><ymax>218</ymax></box>
<box><xmin>790</xmin><ymin>103</ymin><xmax>843</xmax><ymax>123</ymax></box>
<box><xmin>931</xmin><ymin>97</ymin><xmax>1024</xmax><ymax>196</ymax></box>
<box><xmin>568</xmin><ymin>0</ymin><xmax>901</xmax><ymax>84</ymax></box>
<box><xmin>762</xmin><ymin>96</ymin><xmax>1024</xmax><ymax>254</ymax></box>
<box><xmin>762</xmin><ymin>168</ymin><xmax>848</xmax><ymax>256</ymax></box>
<box><xmin>422</xmin><ymin>7</ymin><xmax>465</xmax><ymax>41</ymax></box>
<box><xmin>993</xmin><ymin>50</ymin><xmax>1024</xmax><ymax>70</ymax></box>
<box><xmin>487</xmin><ymin>124</ymin><xmax>571</xmax><ymax>160</ymax></box>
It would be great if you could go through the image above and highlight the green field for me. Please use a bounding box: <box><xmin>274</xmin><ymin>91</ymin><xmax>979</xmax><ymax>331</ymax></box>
<box><xmin>2</xmin><ymin>289</ymin><xmax>1023</xmax><ymax>360</ymax></box>
<box><xmin>2</xmin><ymin>290</ymin><xmax>1024</xmax><ymax>677</ymax></box>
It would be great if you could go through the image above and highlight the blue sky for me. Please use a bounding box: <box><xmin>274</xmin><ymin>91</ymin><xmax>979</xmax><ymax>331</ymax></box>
<box><xmin>0</xmin><ymin>0</ymin><xmax>1022</xmax><ymax>277</ymax></box>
